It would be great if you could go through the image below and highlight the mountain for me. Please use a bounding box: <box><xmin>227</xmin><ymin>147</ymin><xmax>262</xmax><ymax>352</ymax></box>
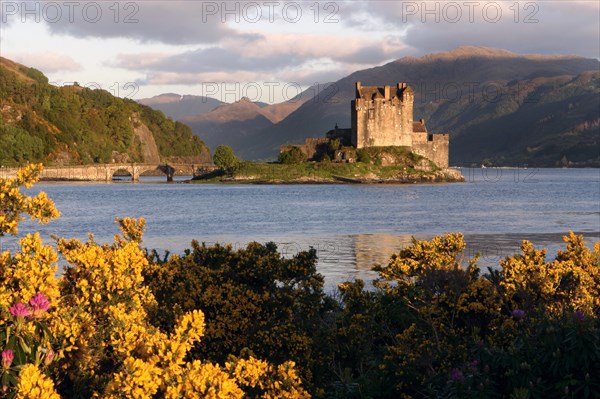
<box><xmin>142</xmin><ymin>85</ymin><xmax>320</xmax><ymax>154</ymax></box>
<box><xmin>182</xmin><ymin>97</ymin><xmax>275</xmax><ymax>151</ymax></box>
<box><xmin>138</xmin><ymin>93</ymin><xmax>224</xmax><ymax>121</ymax></box>
<box><xmin>0</xmin><ymin>57</ymin><xmax>211</xmax><ymax>165</ymax></box>
<box><xmin>237</xmin><ymin>46</ymin><xmax>599</xmax><ymax>166</ymax></box>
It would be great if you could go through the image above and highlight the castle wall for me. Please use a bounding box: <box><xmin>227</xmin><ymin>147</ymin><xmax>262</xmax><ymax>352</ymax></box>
<box><xmin>411</xmin><ymin>134</ymin><xmax>449</xmax><ymax>168</ymax></box>
<box><xmin>411</xmin><ymin>132</ymin><xmax>428</xmax><ymax>143</ymax></box>
<box><xmin>353</xmin><ymin>84</ymin><xmax>413</xmax><ymax>148</ymax></box>
<box><xmin>351</xmin><ymin>100</ymin><xmax>358</xmax><ymax>147</ymax></box>
<box><xmin>351</xmin><ymin>82</ymin><xmax>449</xmax><ymax>168</ymax></box>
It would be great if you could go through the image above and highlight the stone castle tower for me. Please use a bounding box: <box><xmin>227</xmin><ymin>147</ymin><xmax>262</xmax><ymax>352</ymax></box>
<box><xmin>280</xmin><ymin>81</ymin><xmax>450</xmax><ymax>168</ymax></box>
<box><xmin>351</xmin><ymin>81</ymin><xmax>449</xmax><ymax>168</ymax></box>
<box><xmin>352</xmin><ymin>82</ymin><xmax>414</xmax><ymax>148</ymax></box>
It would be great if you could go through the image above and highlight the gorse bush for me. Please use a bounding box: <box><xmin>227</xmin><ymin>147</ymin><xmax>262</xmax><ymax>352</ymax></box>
<box><xmin>1</xmin><ymin>165</ymin><xmax>598</xmax><ymax>398</ymax></box>
<box><xmin>359</xmin><ymin>233</ymin><xmax>600</xmax><ymax>398</ymax></box>
<box><xmin>0</xmin><ymin>165</ymin><xmax>309</xmax><ymax>398</ymax></box>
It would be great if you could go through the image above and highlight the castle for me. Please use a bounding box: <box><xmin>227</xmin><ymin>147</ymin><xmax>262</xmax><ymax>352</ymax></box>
<box><xmin>281</xmin><ymin>81</ymin><xmax>450</xmax><ymax>168</ymax></box>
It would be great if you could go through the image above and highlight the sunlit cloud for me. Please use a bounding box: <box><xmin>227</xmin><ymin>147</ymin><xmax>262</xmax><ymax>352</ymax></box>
<box><xmin>0</xmin><ymin>0</ymin><xmax>596</xmax><ymax>101</ymax></box>
<box><xmin>4</xmin><ymin>52</ymin><xmax>82</xmax><ymax>72</ymax></box>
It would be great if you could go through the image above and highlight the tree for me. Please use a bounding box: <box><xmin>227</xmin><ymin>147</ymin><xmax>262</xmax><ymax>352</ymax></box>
<box><xmin>213</xmin><ymin>145</ymin><xmax>239</xmax><ymax>174</ymax></box>
<box><xmin>278</xmin><ymin>146</ymin><xmax>307</xmax><ymax>164</ymax></box>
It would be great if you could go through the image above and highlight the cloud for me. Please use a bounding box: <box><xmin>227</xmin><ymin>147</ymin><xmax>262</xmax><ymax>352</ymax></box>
<box><xmin>274</xmin><ymin>67</ymin><xmax>351</xmax><ymax>86</ymax></box>
<box><xmin>340</xmin><ymin>1</ymin><xmax>599</xmax><ymax>59</ymax></box>
<box><xmin>338</xmin><ymin>45</ymin><xmax>400</xmax><ymax>65</ymax></box>
<box><xmin>5</xmin><ymin>0</ymin><xmax>595</xmax><ymax>99</ymax></box>
<box><xmin>5</xmin><ymin>52</ymin><xmax>82</xmax><ymax>72</ymax></box>
<box><xmin>114</xmin><ymin>32</ymin><xmax>406</xmax><ymax>81</ymax></box>
<box><xmin>2</xmin><ymin>1</ymin><xmax>237</xmax><ymax>45</ymax></box>
<box><xmin>116</xmin><ymin>47</ymin><xmax>298</xmax><ymax>75</ymax></box>
<box><xmin>227</xmin><ymin>32</ymin><xmax>405</xmax><ymax>62</ymax></box>
<box><xmin>139</xmin><ymin>71</ymin><xmax>266</xmax><ymax>86</ymax></box>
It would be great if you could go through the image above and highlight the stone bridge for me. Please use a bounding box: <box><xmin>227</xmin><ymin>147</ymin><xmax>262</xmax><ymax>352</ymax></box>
<box><xmin>0</xmin><ymin>163</ymin><xmax>216</xmax><ymax>182</ymax></box>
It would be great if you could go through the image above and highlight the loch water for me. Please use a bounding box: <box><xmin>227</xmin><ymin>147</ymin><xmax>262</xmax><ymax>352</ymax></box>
<box><xmin>4</xmin><ymin>167</ymin><xmax>599</xmax><ymax>290</ymax></box>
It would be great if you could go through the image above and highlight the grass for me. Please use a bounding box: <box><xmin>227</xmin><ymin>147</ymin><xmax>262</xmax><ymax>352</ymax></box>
<box><xmin>192</xmin><ymin>160</ymin><xmax>433</xmax><ymax>184</ymax></box>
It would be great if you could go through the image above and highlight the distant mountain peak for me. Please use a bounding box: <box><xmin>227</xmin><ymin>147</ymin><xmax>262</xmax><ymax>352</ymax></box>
<box><xmin>396</xmin><ymin>46</ymin><xmax>586</xmax><ymax>64</ymax></box>
<box><xmin>445</xmin><ymin>46</ymin><xmax>517</xmax><ymax>57</ymax></box>
<box><xmin>138</xmin><ymin>93</ymin><xmax>183</xmax><ymax>105</ymax></box>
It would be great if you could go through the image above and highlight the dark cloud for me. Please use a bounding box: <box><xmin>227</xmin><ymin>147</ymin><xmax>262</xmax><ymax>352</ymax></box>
<box><xmin>117</xmin><ymin>46</ymin><xmax>304</xmax><ymax>74</ymax></box>
<box><xmin>115</xmin><ymin>37</ymin><xmax>405</xmax><ymax>76</ymax></box>
<box><xmin>404</xmin><ymin>3</ymin><xmax>598</xmax><ymax>58</ymax></box>
<box><xmin>338</xmin><ymin>45</ymin><xmax>402</xmax><ymax>65</ymax></box>
<box><xmin>342</xmin><ymin>1</ymin><xmax>600</xmax><ymax>59</ymax></box>
<box><xmin>3</xmin><ymin>1</ymin><xmax>237</xmax><ymax>44</ymax></box>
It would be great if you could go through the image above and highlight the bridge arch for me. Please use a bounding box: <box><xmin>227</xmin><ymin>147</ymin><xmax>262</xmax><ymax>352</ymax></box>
<box><xmin>136</xmin><ymin>164</ymin><xmax>175</xmax><ymax>182</ymax></box>
<box><xmin>1</xmin><ymin>163</ymin><xmax>214</xmax><ymax>182</ymax></box>
<box><xmin>110</xmin><ymin>167</ymin><xmax>134</xmax><ymax>181</ymax></box>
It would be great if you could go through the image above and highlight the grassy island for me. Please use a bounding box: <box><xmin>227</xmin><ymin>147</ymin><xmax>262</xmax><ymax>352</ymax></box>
<box><xmin>194</xmin><ymin>145</ymin><xmax>464</xmax><ymax>184</ymax></box>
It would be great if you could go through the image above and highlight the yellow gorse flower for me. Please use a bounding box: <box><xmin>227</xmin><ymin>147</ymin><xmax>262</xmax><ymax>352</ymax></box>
<box><xmin>0</xmin><ymin>164</ymin><xmax>59</xmax><ymax>236</ymax></box>
<box><xmin>15</xmin><ymin>364</ymin><xmax>60</xmax><ymax>399</ymax></box>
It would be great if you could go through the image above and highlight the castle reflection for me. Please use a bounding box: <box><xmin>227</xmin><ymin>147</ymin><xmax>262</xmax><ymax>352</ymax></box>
<box><xmin>133</xmin><ymin>231</ymin><xmax>600</xmax><ymax>293</ymax></box>
<box><xmin>310</xmin><ymin>232</ymin><xmax>599</xmax><ymax>291</ymax></box>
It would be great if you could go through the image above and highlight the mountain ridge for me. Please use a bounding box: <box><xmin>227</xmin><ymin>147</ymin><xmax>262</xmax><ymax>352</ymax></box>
<box><xmin>234</xmin><ymin>47</ymin><xmax>599</xmax><ymax>165</ymax></box>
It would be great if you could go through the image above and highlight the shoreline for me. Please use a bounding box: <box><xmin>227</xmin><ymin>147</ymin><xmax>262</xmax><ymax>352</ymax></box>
<box><xmin>192</xmin><ymin>167</ymin><xmax>465</xmax><ymax>185</ymax></box>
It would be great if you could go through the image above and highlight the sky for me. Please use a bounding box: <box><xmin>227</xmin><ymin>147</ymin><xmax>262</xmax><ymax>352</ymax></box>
<box><xmin>0</xmin><ymin>0</ymin><xmax>598</xmax><ymax>103</ymax></box>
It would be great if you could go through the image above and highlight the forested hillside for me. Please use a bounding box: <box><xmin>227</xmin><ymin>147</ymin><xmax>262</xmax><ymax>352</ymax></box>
<box><xmin>0</xmin><ymin>57</ymin><xmax>211</xmax><ymax>165</ymax></box>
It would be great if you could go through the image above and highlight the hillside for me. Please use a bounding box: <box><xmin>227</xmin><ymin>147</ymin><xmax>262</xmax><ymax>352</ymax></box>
<box><xmin>0</xmin><ymin>57</ymin><xmax>211</xmax><ymax>165</ymax></box>
<box><xmin>236</xmin><ymin>47</ymin><xmax>599</xmax><ymax>166</ymax></box>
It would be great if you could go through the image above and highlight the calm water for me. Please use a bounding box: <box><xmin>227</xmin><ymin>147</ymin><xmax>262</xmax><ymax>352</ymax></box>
<box><xmin>3</xmin><ymin>168</ymin><xmax>599</xmax><ymax>290</ymax></box>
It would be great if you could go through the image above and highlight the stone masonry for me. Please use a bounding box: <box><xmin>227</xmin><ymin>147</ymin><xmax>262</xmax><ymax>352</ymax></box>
<box><xmin>352</xmin><ymin>81</ymin><xmax>449</xmax><ymax>168</ymax></box>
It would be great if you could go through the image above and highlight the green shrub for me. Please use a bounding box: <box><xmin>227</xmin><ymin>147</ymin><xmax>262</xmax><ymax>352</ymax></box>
<box><xmin>356</xmin><ymin>149</ymin><xmax>371</xmax><ymax>164</ymax></box>
<box><xmin>145</xmin><ymin>241</ymin><xmax>334</xmax><ymax>390</ymax></box>
<box><xmin>212</xmin><ymin>145</ymin><xmax>240</xmax><ymax>174</ymax></box>
<box><xmin>279</xmin><ymin>146</ymin><xmax>307</xmax><ymax>164</ymax></box>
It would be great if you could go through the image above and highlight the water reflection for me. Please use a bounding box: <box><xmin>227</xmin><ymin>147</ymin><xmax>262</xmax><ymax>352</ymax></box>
<box><xmin>140</xmin><ymin>231</ymin><xmax>600</xmax><ymax>292</ymax></box>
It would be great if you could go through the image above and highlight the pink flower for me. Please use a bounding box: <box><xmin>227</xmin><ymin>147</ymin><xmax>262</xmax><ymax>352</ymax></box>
<box><xmin>573</xmin><ymin>311</ymin><xmax>586</xmax><ymax>322</ymax></box>
<box><xmin>44</xmin><ymin>349</ymin><xmax>55</xmax><ymax>366</ymax></box>
<box><xmin>9</xmin><ymin>303</ymin><xmax>30</xmax><ymax>318</ymax></box>
<box><xmin>511</xmin><ymin>309</ymin><xmax>525</xmax><ymax>320</ymax></box>
<box><xmin>450</xmin><ymin>368</ymin><xmax>465</xmax><ymax>383</ymax></box>
<box><xmin>29</xmin><ymin>292</ymin><xmax>50</xmax><ymax>317</ymax></box>
<box><xmin>1</xmin><ymin>350</ymin><xmax>13</xmax><ymax>369</ymax></box>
